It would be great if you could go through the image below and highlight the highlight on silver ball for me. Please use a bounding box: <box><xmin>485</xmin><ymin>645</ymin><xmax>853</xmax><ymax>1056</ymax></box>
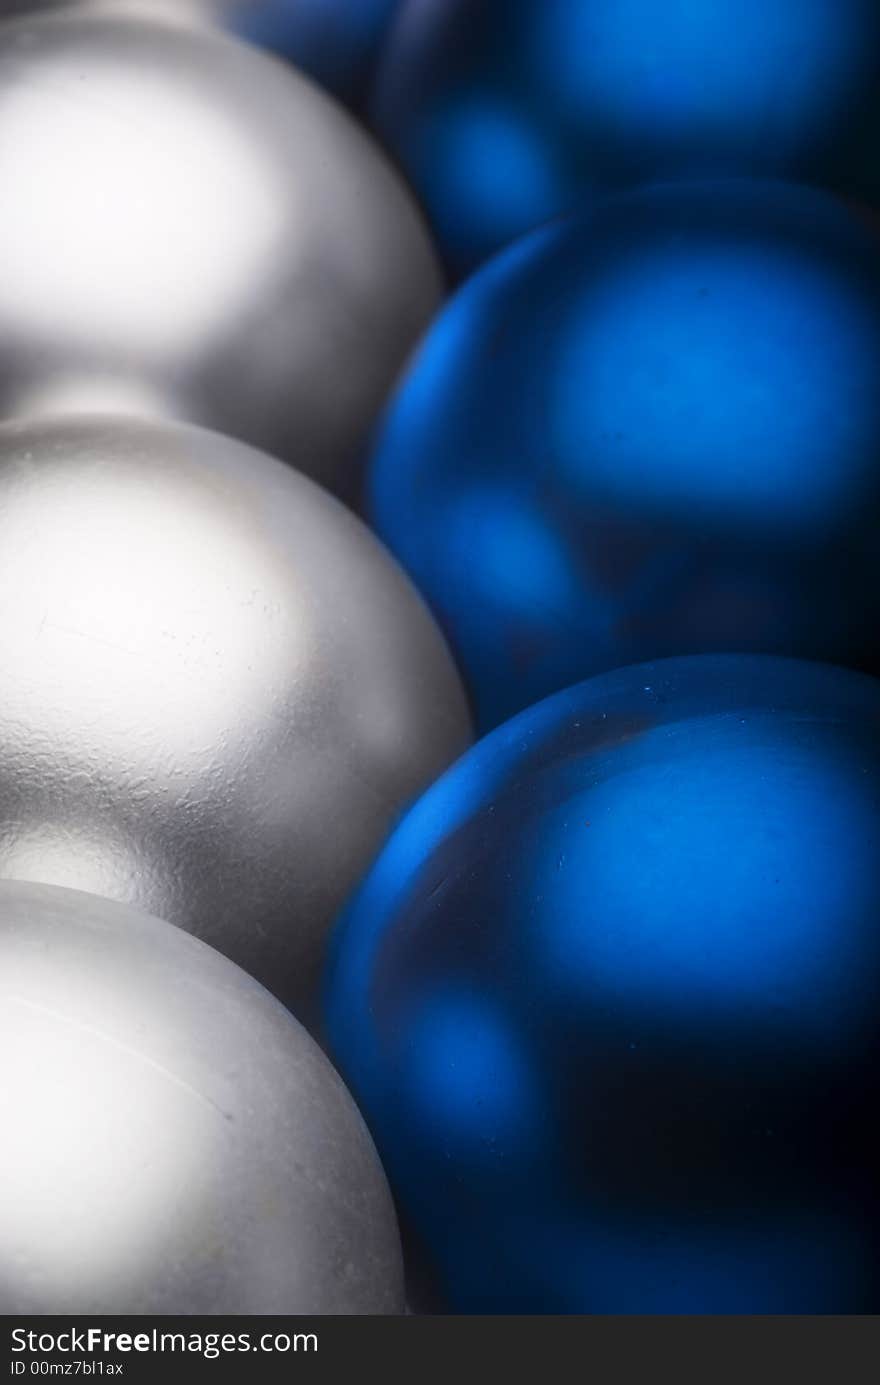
<box><xmin>0</xmin><ymin>5</ymin><xmax>441</xmax><ymax>498</ymax></box>
<box><xmin>0</xmin><ymin>414</ymin><xmax>472</xmax><ymax>1027</ymax></box>
<box><xmin>0</xmin><ymin>880</ymin><xmax>405</xmax><ymax>1314</ymax></box>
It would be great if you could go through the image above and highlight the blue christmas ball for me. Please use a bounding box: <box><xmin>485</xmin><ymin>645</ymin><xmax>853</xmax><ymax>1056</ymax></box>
<box><xmin>326</xmin><ymin>655</ymin><xmax>880</xmax><ymax>1313</ymax></box>
<box><xmin>375</xmin><ymin>0</ymin><xmax>880</xmax><ymax>272</ymax></box>
<box><xmin>229</xmin><ymin>0</ymin><xmax>399</xmax><ymax>100</ymax></box>
<box><xmin>370</xmin><ymin>180</ymin><xmax>880</xmax><ymax>731</ymax></box>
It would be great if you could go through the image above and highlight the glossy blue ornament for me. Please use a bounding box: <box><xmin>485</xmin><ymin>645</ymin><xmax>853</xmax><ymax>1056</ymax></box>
<box><xmin>371</xmin><ymin>180</ymin><xmax>880</xmax><ymax>731</ymax></box>
<box><xmin>375</xmin><ymin>0</ymin><xmax>880</xmax><ymax>272</ymax></box>
<box><xmin>326</xmin><ymin>655</ymin><xmax>880</xmax><ymax>1314</ymax></box>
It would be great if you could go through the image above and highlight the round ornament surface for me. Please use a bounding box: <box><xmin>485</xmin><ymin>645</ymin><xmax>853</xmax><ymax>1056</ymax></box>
<box><xmin>371</xmin><ymin>180</ymin><xmax>880</xmax><ymax>729</ymax></box>
<box><xmin>327</xmin><ymin>655</ymin><xmax>880</xmax><ymax>1313</ymax></box>
<box><xmin>0</xmin><ymin>7</ymin><xmax>440</xmax><ymax>498</ymax></box>
<box><xmin>0</xmin><ymin>879</ymin><xmax>404</xmax><ymax>1314</ymax></box>
<box><xmin>375</xmin><ymin>0</ymin><xmax>880</xmax><ymax>272</ymax></box>
<box><xmin>0</xmin><ymin>415</ymin><xmax>471</xmax><ymax>1026</ymax></box>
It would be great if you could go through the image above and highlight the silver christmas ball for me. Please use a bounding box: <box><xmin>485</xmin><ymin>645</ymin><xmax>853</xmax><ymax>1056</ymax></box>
<box><xmin>0</xmin><ymin>3</ymin><xmax>399</xmax><ymax>102</ymax></box>
<box><xmin>0</xmin><ymin>415</ymin><xmax>471</xmax><ymax>1026</ymax></box>
<box><xmin>0</xmin><ymin>879</ymin><xmax>404</xmax><ymax>1314</ymax></box>
<box><xmin>0</xmin><ymin>7</ymin><xmax>441</xmax><ymax>499</ymax></box>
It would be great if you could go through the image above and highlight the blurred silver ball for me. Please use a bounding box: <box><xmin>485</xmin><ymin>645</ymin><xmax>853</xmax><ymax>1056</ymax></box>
<box><xmin>0</xmin><ymin>3</ymin><xmax>399</xmax><ymax>102</ymax></box>
<box><xmin>0</xmin><ymin>7</ymin><xmax>440</xmax><ymax>498</ymax></box>
<box><xmin>0</xmin><ymin>879</ymin><xmax>404</xmax><ymax>1314</ymax></box>
<box><xmin>0</xmin><ymin>415</ymin><xmax>471</xmax><ymax>1025</ymax></box>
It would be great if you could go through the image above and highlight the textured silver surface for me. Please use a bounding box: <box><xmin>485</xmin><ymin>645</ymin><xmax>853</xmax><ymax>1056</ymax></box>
<box><xmin>0</xmin><ymin>7</ymin><xmax>441</xmax><ymax>498</ymax></box>
<box><xmin>0</xmin><ymin>415</ymin><xmax>472</xmax><ymax>1026</ymax></box>
<box><xmin>0</xmin><ymin>879</ymin><xmax>405</xmax><ymax>1314</ymax></box>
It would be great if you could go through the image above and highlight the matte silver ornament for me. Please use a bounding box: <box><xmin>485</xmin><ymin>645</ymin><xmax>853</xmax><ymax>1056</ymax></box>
<box><xmin>0</xmin><ymin>7</ymin><xmax>441</xmax><ymax>499</ymax></box>
<box><xmin>0</xmin><ymin>879</ymin><xmax>405</xmax><ymax>1315</ymax></box>
<box><xmin>0</xmin><ymin>415</ymin><xmax>472</xmax><ymax>1027</ymax></box>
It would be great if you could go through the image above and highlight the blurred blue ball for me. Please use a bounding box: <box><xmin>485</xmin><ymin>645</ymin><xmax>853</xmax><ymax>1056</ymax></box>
<box><xmin>371</xmin><ymin>180</ymin><xmax>880</xmax><ymax>731</ymax></box>
<box><xmin>375</xmin><ymin>0</ymin><xmax>880</xmax><ymax>272</ymax></box>
<box><xmin>231</xmin><ymin>0</ymin><xmax>399</xmax><ymax>100</ymax></box>
<box><xmin>326</xmin><ymin>655</ymin><xmax>880</xmax><ymax>1313</ymax></box>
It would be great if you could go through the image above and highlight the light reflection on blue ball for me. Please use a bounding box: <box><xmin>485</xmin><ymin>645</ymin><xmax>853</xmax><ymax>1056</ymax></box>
<box><xmin>375</xmin><ymin>0</ymin><xmax>880</xmax><ymax>270</ymax></box>
<box><xmin>396</xmin><ymin>986</ymin><xmax>541</xmax><ymax>1160</ymax></box>
<box><xmin>326</xmin><ymin>655</ymin><xmax>880</xmax><ymax>1313</ymax></box>
<box><xmin>371</xmin><ymin>180</ymin><xmax>880</xmax><ymax>731</ymax></box>
<box><xmin>529</xmin><ymin>722</ymin><xmax>877</xmax><ymax>1023</ymax></box>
